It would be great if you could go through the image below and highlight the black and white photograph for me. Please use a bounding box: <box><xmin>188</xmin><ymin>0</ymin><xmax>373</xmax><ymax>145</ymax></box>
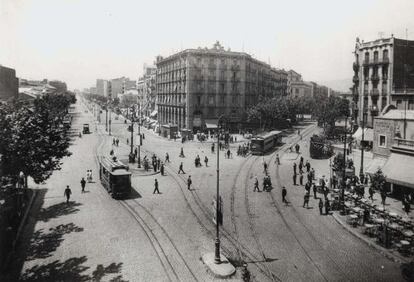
<box><xmin>1</xmin><ymin>0</ymin><xmax>414</xmax><ymax>281</ymax></box>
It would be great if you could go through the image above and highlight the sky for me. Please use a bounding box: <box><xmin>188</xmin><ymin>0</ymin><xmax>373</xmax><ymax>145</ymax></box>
<box><xmin>1</xmin><ymin>0</ymin><xmax>414</xmax><ymax>91</ymax></box>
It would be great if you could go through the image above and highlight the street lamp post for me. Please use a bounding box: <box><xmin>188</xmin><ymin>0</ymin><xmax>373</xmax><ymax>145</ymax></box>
<box><xmin>359</xmin><ymin>111</ymin><xmax>367</xmax><ymax>180</ymax></box>
<box><xmin>341</xmin><ymin>115</ymin><xmax>348</xmax><ymax>212</ymax></box>
<box><xmin>215</xmin><ymin>115</ymin><xmax>224</xmax><ymax>264</ymax></box>
<box><xmin>130</xmin><ymin>107</ymin><xmax>134</xmax><ymax>161</ymax></box>
<box><xmin>108</xmin><ymin>101</ymin><xmax>112</xmax><ymax>136</ymax></box>
<box><xmin>105</xmin><ymin>105</ymin><xmax>108</xmax><ymax>132</ymax></box>
<box><xmin>137</xmin><ymin>103</ymin><xmax>142</xmax><ymax>168</ymax></box>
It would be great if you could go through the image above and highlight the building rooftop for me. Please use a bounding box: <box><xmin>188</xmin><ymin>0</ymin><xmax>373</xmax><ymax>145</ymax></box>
<box><xmin>379</xmin><ymin>109</ymin><xmax>414</xmax><ymax>121</ymax></box>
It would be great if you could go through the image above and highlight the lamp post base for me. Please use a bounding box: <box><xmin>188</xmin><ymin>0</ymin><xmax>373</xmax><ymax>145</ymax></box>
<box><xmin>214</xmin><ymin>239</ymin><xmax>221</xmax><ymax>264</ymax></box>
<box><xmin>202</xmin><ymin>252</ymin><xmax>235</xmax><ymax>279</ymax></box>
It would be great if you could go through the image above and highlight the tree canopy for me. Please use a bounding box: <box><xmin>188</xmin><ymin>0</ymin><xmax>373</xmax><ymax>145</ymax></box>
<box><xmin>0</xmin><ymin>94</ymin><xmax>73</xmax><ymax>184</ymax></box>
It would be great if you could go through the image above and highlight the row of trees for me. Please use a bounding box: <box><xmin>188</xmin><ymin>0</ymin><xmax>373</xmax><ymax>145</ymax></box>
<box><xmin>246</xmin><ymin>94</ymin><xmax>350</xmax><ymax>132</ymax></box>
<box><xmin>0</xmin><ymin>92</ymin><xmax>76</xmax><ymax>185</ymax></box>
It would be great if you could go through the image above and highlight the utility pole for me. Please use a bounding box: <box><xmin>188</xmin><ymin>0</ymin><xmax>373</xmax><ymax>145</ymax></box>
<box><xmin>137</xmin><ymin>102</ymin><xmax>141</xmax><ymax>168</ymax></box>
<box><xmin>108</xmin><ymin>102</ymin><xmax>112</xmax><ymax>136</ymax></box>
<box><xmin>215</xmin><ymin>115</ymin><xmax>223</xmax><ymax>264</ymax></box>
<box><xmin>359</xmin><ymin>112</ymin><xmax>366</xmax><ymax>180</ymax></box>
<box><xmin>130</xmin><ymin>105</ymin><xmax>134</xmax><ymax>160</ymax></box>
<box><xmin>105</xmin><ymin>104</ymin><xmax>108</xmax><ymax>131</ymax></box>
<box><xmin>341</xmin><ymin>116</ymin><xmax>347</xmax><ymax>213</ymax></box>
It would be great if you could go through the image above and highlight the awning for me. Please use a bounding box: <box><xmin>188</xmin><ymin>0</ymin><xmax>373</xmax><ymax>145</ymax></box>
<box><xmin>353</xmin><ymin>128</ymin><xmax>373</xmax><ymax>142</ymax></box>
<box><xmin>150</xmin><ymin>110</ymin><xmax>157</xmax><ymax>117</ymax></box>
<box><xmin>366</xmin><ymin>157</ymin><xmax>387</xmax><ymax>175</ymax></box>
<box><xmin>381</xmin><ymin>153</ymin><xmax>414</xmax><ymax>189</ymax></box>
<box><xmin>205</xmin><ymin>119</ymin><xmax>218</xmax><ymax>129</ymax></box>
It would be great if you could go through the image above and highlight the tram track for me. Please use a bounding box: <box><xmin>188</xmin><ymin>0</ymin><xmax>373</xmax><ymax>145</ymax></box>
<box><xmin>91</xmin><ymin>109</ymin><xmax>178</xmax><ymax>281</ymax></box>
<box><xmin>120</xmin><ymin>200</ymin><xmax>199</xmax><ymax>282</ymax></box>
<box><xmin>263</xmin><ymin>123</ymin><xmax>352</xmax><ymax>281</ymax></box>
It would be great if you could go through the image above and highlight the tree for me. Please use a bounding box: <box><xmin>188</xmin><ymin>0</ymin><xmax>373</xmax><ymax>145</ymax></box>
<box><xmin>312</xmin><ymin>96</ymin><xmax>350</xmax><ymax>135</ymax></box>
<box><xmin>0</xmin><ymin>98</ymin><xmax>72</xmax><ymax>185</ymax></box>
<box><xmin>371</xmin><ymin>168</ymin><xmax>386</xmax><ymax>191</ymax></box>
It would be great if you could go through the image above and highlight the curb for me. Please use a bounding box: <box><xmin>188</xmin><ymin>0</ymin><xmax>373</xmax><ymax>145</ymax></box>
<box><xmin>13</xmin><ymin>190</ymin><xmax>37</xmax><ymax>249</ymax></box>
<box><xmin>3</xmin><ymin>189</ymin><xmax>37</xmax><ymax>271</ymax></box>
<box><xmin>331</xmin><ymin>211</ymin><xmax>410</xmax><ymax>264</ymax></box>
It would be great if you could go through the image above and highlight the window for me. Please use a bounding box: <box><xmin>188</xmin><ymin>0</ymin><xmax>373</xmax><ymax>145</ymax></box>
<box><xmin>208</xmin><ymin>95</ymin><xmax>214</xmax><ymax>105</ymax></box>
<box><xmin>365</xmin><ymin>52</ymin><xmax>369</xmax><ymax>63</ymax></box>
<box><xmin>379</xmin><ymin>135</ymin><xmax>386</xmax><ymax>148</ymax></box>
<box><xmin>295</xmin><ymin>88</ymin><xmax>299</xmax><ymax>94</ymax></box>
<box><xmin>383</xmin><ymin>49</ymin><xmax>389</xmax><ymax>60</ymax></box>
<box><xmin>373</xmin><ymin>51</ymin><xmax>379</xmax><ymax>62</ymax></box>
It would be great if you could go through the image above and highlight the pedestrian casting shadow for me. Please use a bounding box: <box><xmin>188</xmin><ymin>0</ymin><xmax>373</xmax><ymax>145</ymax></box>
<box><xmin>20</xmin><ymin>256</ymin><xmax>128</xmax><ymax>282</ymax></box>
<box><xmin>25</xmin><ymin>223</ymin><xmax>84</xmax><ymax>261</ymax></box>
<box><xmin>38</xmin><ymin>201</ymin><xmax>82</xmax><ymax>223</ymax></box>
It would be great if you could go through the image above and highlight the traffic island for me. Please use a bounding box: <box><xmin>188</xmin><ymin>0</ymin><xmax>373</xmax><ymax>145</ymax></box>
<box><xmin>202</xmin><ymin>252</ymin><xmax>236</xmax><ymax>279</ymax></box>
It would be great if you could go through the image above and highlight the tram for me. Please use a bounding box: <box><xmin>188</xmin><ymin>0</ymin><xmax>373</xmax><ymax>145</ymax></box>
<box><xmin>99</xmin><ymin>156</ymin><xmax>132</xmax><ymax>199</ymax></box>
<box><xmin>250</xmin><ymin>130</ymin><xmax>283</xmax><ymax>155</ymax></box>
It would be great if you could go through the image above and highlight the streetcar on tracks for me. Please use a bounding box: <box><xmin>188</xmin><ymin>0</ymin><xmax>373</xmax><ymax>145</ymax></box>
<box><xmin>99</xmin><ymin>156</ymin><xmax>131</xmax><ymax>199</ymax></box>
<box><xmin>250</xmin><ymin>130</ymin><xmax>283</xmax><ymax>155</ymax></box>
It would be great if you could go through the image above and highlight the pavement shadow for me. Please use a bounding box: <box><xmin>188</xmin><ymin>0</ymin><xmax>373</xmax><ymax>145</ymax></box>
<box><xmin>20</xmin><ymin>256</ymin><xmax>128</xmax><ymax>282</ymax></box>
<box><xmin>124</xmin><ymin>186</ymin><xmax>141</xmax><ymax>200</ymax></box>
<box><xmin>38</xmin><ymin>201</ymin><xmax>82</xmax><ymax>223</ymax></box>
<box><xmin>25</xmin><ymin>223</ymin><xmax>84</xmax><ymax>261</ymax></box>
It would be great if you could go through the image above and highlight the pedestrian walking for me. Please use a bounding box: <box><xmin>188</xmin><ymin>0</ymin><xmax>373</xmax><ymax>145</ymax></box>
<box><xmin>110</xmin><ymin>149</ymin><xmax>114</xmax><ymax>156</ymax></box>
<box><xmin>227</xmin><ymin>149</ymin><xmax>231</xmax><ymax>159</ymax></box>
<box><xmin>253</xmin><ymin>177</ymin><xmax>260</xmax><ymax>192</ymax></box>
<box><xmin>282</xmin><ymin>186</ymin><xmax>287</xmax><ymax>203</ymax></box>
<box><xmin>298</xmin><ymin>162</ymin><xmax>303</xmax><ymax>174</ymax></box>
<box><xmin>178</xmin><ymin>162</ymin><xmax>185</xmax><ymax>174</ymax></box>
<box><xmin>127</xmin><ymin>138</ymin><xmax>129</xmax><ymax>145</ymax></box>
<box><xmin>211</xmin><ymin>143</ymin><xmax>215</xmax><ymax>153</ymax></box>
<box><xmin>305</xmin><ymin>160</ymin><xmax>311</xmax><ymax>173</ymax></box>
<box><xmin>369</xmin><ymin>187</ymin><xmax>374</xmax><ymax>200</ymax></box>
<box><xmin>187</xmin><ymin>176</ymin><xmax>192</xmax><ymax>190</ymax></box>
<box><xmin>311</xmin><ymin>168</ymin><xmax>315</xmax><ymax>180</ymax></box>
<box><xmin>165</xmin><ymin>152</ymin><xmax>170</xmax><ymax>163</ymax></box>
<box><xmin>313</xmin><ymin>183</ymin><xmax>317</xmax><ymax>199</ymax></box>
<box><xmin>293</xmin><ymin>173</ymin><xmax>297</xmax><ymax>185</ymax></box>
<box><xmin>80</xmin><ymin>177</ymin><xmax>86</xmax><ymax>193</ymax></box>
<box><xmin>263</xmin><ymin>161</ymin><xmax>268</xmax><ymax>174</ymax></box>
<box><xmin>299</xmin><ymin>172</ymin><xmax>304</xmax><ymax>186</ymax></box>
<box><xmin>180</xmin><ymin>147</ymin><xmax>185</xmax><ymax>158</ymax></box>
<box><xmin>325</xmin><ymin>199</ymin><xmax>330</xmax><ymax>215</ymax></box>
<box><xmin>153</xmin><ymin>179</ymin><xmax>160</xmax><ymax>194</ymax></box>
<box><xmin>204</xmin><ymin>156</ymin><xmax>208</xmax><ymax>167</ymax></box>
<box><xmin>293</xmin><ymin>162</ymin><xmax>297</xmax><ymax>175</ymax></box>
<box><xmin>275</xmin><ymin>154</ymin><xmax>280</xmax><ymax>165</ymax></box>
<box><xmin>381</xmin><ymin>191</ymin><xmax>387</xmax><ymax>206</ymax></box>
<box><xmin>303</xmin><ymin>192</ymin><xmax>310</xmax><ymax>208</ymax></box>
<box><xmin>160</xmin><ymin>163</ymin><xmax>165</xmax><ymax>176</ymax></box>
<box><xmin>319</xmin><ymin>198</ymin><xmax>323</xmax><ymax>215</ymax></box>
<box><xmin>295</xmin><ymin>143</ymin><xmax>300</xmax><ymax>153</ymax></box>
<box><xmin>157</xmin><ymin>158</ymin><xmax>161</xmax><ymax>170</ymax></box>
<box><xmin>64</xmin><ymin>185</ymin><xmax>72</xmax><ymax>203</ymax></box>
<box><xmin>300</xmin><ymin>156</ymin><xmax>304</xmax><ymax>166</ymax></box>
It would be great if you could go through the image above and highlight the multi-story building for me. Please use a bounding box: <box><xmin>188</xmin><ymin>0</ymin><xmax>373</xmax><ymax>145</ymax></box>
<box><xmin>0</xmin><ymin>65</ymin><xmax>19</xmax><ymax>101</ymax></box>
<box><xmin>137</xmin><ymin>65</ymin><xmax>157</xmax><ymax>117</ymax></box>
<box><xmin>96</xmin><ymin>79</ymin><xmax>111</xmax><ymax>97</ymax></box>
<box><xmin>156</xmin><ymin>41</ymin><xmax>287</xmax><ymax>131</ymax></box>
<box><xmin>49</xmin><ymin>80</ymin><xmax>67</xmax><ymax>93</ymax></box>
<box><xmin>110</xmin><ymin>77</ymin><xmax>136</xmax><ymax>98</ymax></box>
<box><xmin>368</xmin><ymin>109</ymin><xmax>414</xmax><ymax>198</ymax></box>
<box><xmin>352</xmin><ymin>35</ymin><xmax>414</xmax><ymax>128</ymax></box>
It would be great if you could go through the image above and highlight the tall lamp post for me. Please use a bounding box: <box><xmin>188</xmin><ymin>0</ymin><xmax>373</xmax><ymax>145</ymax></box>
<box><xmin>137</xmin><ymin>102</ymin><xmax>142</xmax><ymax>168</ymax></box>
<box><xmin>359</xmin><ymin>111</ymin><xmax>367</xmax><ymax>180</ymax></box>
<box><xmin>341</xmin><ymin>115</ymin><xmax>348</xmax><ymax>213</ymax></box>
<box><xmin>130</xmin><ymin>105</ymin><xmax>135</xmax><ymax>162</ymax></box>
<box><xmin>215</xmin><ymin>115</ymin><xmax>224</xmax><ymax>264</ymax></box>
<box><xmin>108</xmin><ymin>99</ymin><xmax>112</xmax><ymax>136</ymax></box>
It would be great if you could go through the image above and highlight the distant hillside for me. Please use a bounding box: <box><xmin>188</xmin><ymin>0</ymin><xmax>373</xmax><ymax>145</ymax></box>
<box><xmin>318</xmin><ymin>78</ymin><xmax>353</xmax><ymax>93</ymax></box>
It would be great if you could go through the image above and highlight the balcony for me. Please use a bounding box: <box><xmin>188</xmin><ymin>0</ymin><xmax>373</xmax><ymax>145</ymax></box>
<box><xmin>382</xmin><ymin>75</ymin><xmax>388</xmax><ymax>81</ymax></box>
<box><xmin>371</xmin><ymin>74</ymin><xmax>380</xmax><ymax>81</ymax></box>
<box><xmin>363</xmin><ymin>59</ymin><xmax>370</xmax><ymax>66</ymax></box>
<box><xmin>380</xmin><ymin>57</ymin><xmax>390</xmax><ymax>64</ymax></box>
<box><xmin>370</xmin><ymin>89</ymin><xmax>380</xmax><ymax>96</ymax></box>
<box><xmin>353</xmin><ymin>62</ymin><xmax>360</xmax><ymax>72</ymax></box>
<box><xmin>394</xmin><ymin>138</ymin><xmax>414</xmax><ymax>149</ymax></box>
<box><xmin>363</xmin><ymin>89</ymin><xmax>369</xmax><ymax>96</ymax></box>
<box><xmin>352</xmin><ymin>75</ymin><xmax>359</xmax><ymax>84</ymax></box>
<box><xmin>381</xmin><ymin>89</ymin><xmax>388</xmax><ymax>95</ymax></box>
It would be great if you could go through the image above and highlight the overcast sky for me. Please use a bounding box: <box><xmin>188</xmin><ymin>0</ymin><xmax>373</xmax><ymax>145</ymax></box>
<box><xmin>1</xmin><ymin>0</ymin><xmax>414</xmax><ymax>91</ymax></box>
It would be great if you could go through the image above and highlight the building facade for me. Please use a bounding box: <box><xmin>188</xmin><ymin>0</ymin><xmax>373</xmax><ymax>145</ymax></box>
<box><xmin>353</xmin><ymin>36</ymin><xmax>414</xmax><ymax>128</ymax></box>
<box><xmin>0</xmin><ymin>65</ymin><xmax>19</xmax><ymax>101</ymax></box>
<box><xmin>110</xmin><ymin>77</ymin><xmax>136</xmax><ymax>98</ymax></box>
<box><xmin>137</xmin><ymin>65</ymin><xmax>156</xmax><ymax>117</ymax></box>
<box><xmin>156</xmin><ymin>41</ymin><xmax>287</xmax><ymax>131</ymax></box>
<box><xmin>370</xmin><ymin>109</ymin><xmax>414</xmax><ymax>197</ymax></box>
<box><xmin>96</xmin><ymin>79</ymin><xmax>111</xmax><ymax>97</ymax></box>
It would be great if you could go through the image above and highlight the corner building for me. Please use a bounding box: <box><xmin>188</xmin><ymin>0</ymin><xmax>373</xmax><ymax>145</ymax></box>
<box><xmin>353</xmin><ymin>36</ymin><xmax>414</xmax><ymax>128</ymax></box>
<box><xmin>156</xmin><ymin>42</ymin><xmax>287</xmax><ymax>131</ymax></box>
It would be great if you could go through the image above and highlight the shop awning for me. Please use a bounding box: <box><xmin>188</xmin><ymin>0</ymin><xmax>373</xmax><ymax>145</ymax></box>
<box><xmin>353</xmin><ymin>128</ymin><xmax>373</xmax><ymax>142</ymax></box>
<box><xmin>205</xmin><ymin>119</ymin><xmax>218</xmax><ymax>129</ymax></box>
<box><xmin>366</xmin><ymin>157</ymin><xmax>387</xmax><ymax>175</ymax></box>
<box><xmin>381</xmin><ymin>153</ymin><xmax>414</xmax><ymax>189</ymax></box>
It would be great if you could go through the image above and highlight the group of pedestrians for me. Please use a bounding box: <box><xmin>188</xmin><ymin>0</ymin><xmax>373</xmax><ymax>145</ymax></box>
<box><xmin>64</xmin><ymin>170</ymin><xmax>94</xmax><ymax>203</ymax></box>
<box><xmin>112</xmin><ymin>137</ymin><xmax>120</xmax><ymax>147</ymax></box>
<box><xmin>237</xmin><ymin>143</ymin><xmax>250</xmax><ymax>157</ymax></box>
